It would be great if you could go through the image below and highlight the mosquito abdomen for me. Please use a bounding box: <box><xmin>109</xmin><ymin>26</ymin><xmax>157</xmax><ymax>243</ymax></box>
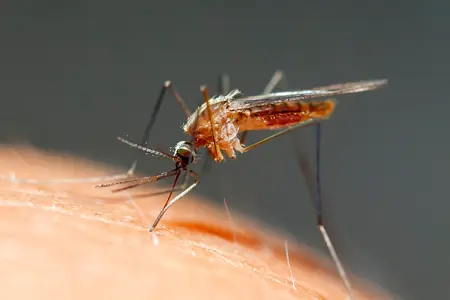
<box><xmin>236</xmin><ymin>99</ymin><xmax>336</xmax><ymax>131</ymax></box>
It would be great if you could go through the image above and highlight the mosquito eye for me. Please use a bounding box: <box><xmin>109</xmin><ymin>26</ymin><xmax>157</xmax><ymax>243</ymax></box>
<box><xmin>177</xmin><ymin>148</ymin><xmax>191</xmax><ymax>158</ymax></box>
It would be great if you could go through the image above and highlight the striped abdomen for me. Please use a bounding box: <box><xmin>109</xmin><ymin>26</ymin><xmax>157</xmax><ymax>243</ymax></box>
<box><xmin>234</xmin><ymin>99</ymin><xmax>336</xmax><ymax>131</ymax></box>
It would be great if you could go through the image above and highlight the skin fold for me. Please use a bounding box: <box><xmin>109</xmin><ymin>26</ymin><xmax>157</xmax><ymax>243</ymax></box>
<box><xmin>0</xmin><ymin>145</ymin><xmax>392</xmax><ymax>300</ymax></box>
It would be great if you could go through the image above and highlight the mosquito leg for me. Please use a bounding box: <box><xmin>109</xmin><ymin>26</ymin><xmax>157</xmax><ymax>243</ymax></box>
<box><xmin>149</xmin><ymin>170</ymin><xmax>199</xmax><ymax>232</ymax></box>
<box><xmin>240</xmin><ymin>70</ymin><xmax>288</xmax><ymax>145</ymax></box>
<box><xmin>200</xmin><ymin>85</ymin><xmax>222</xmax><ymax>162</ymax></box>
<box><xmin>140</xmin><ymin>81</ymin><xmax>191</xmax><ymax>146</ymax></box>
<box><xmin>293</xmin><ymin>124</ymin><xmax>355</xmax><ymax>299</ymax></box>
<box><xmin>128</xmin><ymin>81</ymin><xmax>192</xmax><ymax>174</ymax></box>
<box><xmin>197</xmin><ymin>73</ymin><xmax>232</xmax><ymax>174</ymax></box>
<box><xmin>126</xmin><ymin>82</ymin><xmax>170</xmax><ymax>175</ymax></box>
<box><xmin>235</xmin><ymin>118</ymin><xmax>322</xmax><ymax>154</ymax></box>
<box><xmin>262</xmin><ymin>70</ymin><xmax>288</xmax><ymax>94</ymax></box>
<box><xmin>315</xmin><ymin>123</ymin><xmax>354</xmax><ymax>299</ymax></box>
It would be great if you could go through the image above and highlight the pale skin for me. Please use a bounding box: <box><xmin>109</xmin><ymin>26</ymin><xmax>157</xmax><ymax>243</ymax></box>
<box><xmin>0</xmin><ymin>145</ymin><xmax>392</xmax><ymax>300</ymax></box>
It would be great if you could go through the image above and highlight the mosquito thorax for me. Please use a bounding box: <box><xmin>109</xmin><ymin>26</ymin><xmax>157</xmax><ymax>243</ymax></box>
<box><xmin>173</xmin><ymin>141</ymin><xmax>196</xmax><ymax>167</ymax></box>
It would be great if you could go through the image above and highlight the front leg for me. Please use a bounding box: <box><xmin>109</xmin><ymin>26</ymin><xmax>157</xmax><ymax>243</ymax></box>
<box><xmin>206</xmin><ymin>144</ymin><xmax>225</xmax><ymax>163</ymax></box>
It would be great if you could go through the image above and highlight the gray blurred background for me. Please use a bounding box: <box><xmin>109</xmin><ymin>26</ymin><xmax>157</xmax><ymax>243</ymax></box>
<box><xmin>0</xmin><ymin>1</ymin><xmax>447</xmax><ymax>299</ymax></box>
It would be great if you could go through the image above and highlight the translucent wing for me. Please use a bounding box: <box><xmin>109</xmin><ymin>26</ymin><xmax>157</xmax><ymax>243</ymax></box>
<box><xmin>227</xmin><ymin>79</ymin><xmax>387</xmax><ymax>111</ymax></box>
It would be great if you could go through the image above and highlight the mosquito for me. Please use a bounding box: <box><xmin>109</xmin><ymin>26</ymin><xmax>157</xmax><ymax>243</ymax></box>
<box><xmin>95</xmin><ymin>73</ymin><xmax>387</xmax><ymax>234</ymax></box>
<box><xmin>94</xmin><ymin>72</ymin><xmax>386</xmax><ymax>300</ymax></box>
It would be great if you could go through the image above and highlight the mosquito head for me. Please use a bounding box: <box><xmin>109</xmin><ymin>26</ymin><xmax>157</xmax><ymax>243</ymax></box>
<box><xmin>173</xmin><ymin>141</ymin><xmax>196</xmax><ymax>168</ymax></box>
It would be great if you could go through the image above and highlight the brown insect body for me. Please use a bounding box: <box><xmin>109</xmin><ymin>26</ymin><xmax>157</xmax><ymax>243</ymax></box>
<box><xmin>183</xmin><ymin>90</ymin><xmax>336</xmax><ymax>162</ymax></box>
<box><xmin>183</xmin><ymin>94</ymin><xmax>241</xmax><ymax>161</ymax></box>
<box><xmin>235</xmin><ymin>99</ymin><xmax>336</xmax><ymax>130</ymax></box>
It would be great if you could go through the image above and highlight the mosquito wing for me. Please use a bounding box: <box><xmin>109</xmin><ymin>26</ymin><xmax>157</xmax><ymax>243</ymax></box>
<box><xmin>310</xmin><ymin>78</ymin><xmax>388</xmax><ymax>93</ymax></box>
<box><xmin>227</xmin><ymin>79</ymin><xmax>387</xmax><ymax>110</ymax></box>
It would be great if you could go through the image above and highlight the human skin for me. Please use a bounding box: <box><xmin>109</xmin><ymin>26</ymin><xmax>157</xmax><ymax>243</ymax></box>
<box><xmin>0</xmin><ymin>146</ymin><xmax>392</xmax><ymax>300</ymax></box>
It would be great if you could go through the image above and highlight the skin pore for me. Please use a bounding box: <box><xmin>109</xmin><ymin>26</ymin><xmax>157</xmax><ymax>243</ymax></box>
<box><xmin>0</xmin><ymin>145</ymin><xmax>392</xmax><ymax>300</ymax></box>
